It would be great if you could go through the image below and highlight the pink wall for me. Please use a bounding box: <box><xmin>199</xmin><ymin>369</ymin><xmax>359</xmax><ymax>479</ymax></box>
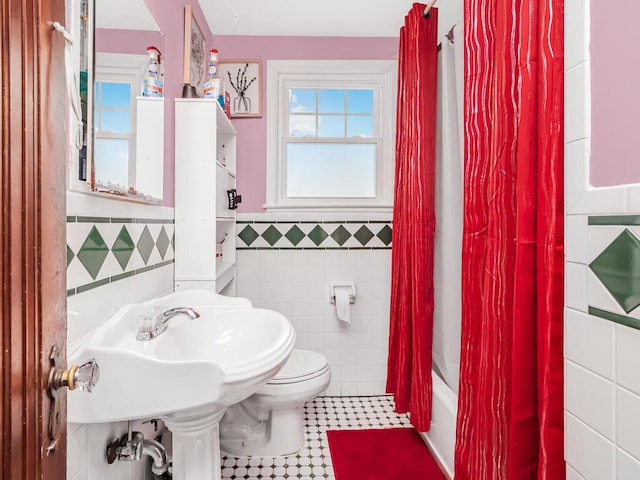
<box><xmin>144</xmin><ymin>0</ymin><xmax>213</xmax><ymax>207</ymax></box>
<box><xmin>95</xmin><ymin>29</ymin><xmax>163</xmax><ymax>54</ymax></box>
<box><xmin>590</xmin><ymin>3</ymin><xmax>640</xmax><ymax>186</ymax></box>
<box><xmin>213</xmin><ymin>36</ymin><xmax>399</xmax><ymax>212</ymax></box>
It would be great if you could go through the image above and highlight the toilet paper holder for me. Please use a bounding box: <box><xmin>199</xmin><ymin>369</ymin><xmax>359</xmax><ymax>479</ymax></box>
<box><xmin>329</xmin><ymin>283</ymin><xmax>356</xmax><ymax>304</ymax></box>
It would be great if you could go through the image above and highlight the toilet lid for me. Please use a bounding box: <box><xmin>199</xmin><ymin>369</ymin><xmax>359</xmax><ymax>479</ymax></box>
<box><xmin>269</xmin><ymin>349</ymin><xmax>329</xmax><ymax>385</ymax></box>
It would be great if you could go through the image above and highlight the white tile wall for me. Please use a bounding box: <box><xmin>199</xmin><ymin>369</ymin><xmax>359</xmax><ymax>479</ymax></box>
<box><xmin>236</xmin><ymin>245</ymin><xmax>391</xmax><ymax>396</ymax></box>
<box><xmin>565</xmin><ymin>1</ymin><xmax>640</xmax><ymax>478</ymax></box>
<box><xmin>565</xmin><ymin>360</ymin><xmax>615</xmax><ymax>440</ymax></box>
<box><xmin>66</xmin><ymin>192</ymin><xmax>174</xmax><ymax>480</ymax></box>
<box><xmin>564</xmin><ymin>309</ymin><xmax>614</xmax><ymax>379</ymax></box>
<box><xmin>565</xmin><ymin>413</ymin><xmax>615</xmax><ymax>480</ymax></box>
<box><xmin>617</xmin><ymin>448</ymin><xmax>640</xmax><ymax>480</ymax></box>
<box><xmin>615</xmin><ymin>325</ymin><xmax>640</xmax><ymax>395</ymax></box>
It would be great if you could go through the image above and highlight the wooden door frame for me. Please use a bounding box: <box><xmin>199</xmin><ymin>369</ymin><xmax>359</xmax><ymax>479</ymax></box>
<box><xmin>1</xmin><ymin>0</ymin><xmax>68</xmax><ymax>477</ymax></box>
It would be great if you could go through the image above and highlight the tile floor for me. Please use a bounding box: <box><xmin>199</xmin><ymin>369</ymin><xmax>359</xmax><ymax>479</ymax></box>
<box><xmin>220</xmin><ymin>395</ymin><xmax>411</xmax><ymax>480</ymax></box>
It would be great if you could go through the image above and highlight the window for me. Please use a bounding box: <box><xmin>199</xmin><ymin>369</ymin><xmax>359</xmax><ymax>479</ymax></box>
<box><xmin>93</xmin><ymin>80</ymin><xmax>134</xmax><ymax>189</ymax></box>
<box><xmin>267</xmin><ymin>61</ymin><xmax>396</xmax><ymax>210</ymax></box>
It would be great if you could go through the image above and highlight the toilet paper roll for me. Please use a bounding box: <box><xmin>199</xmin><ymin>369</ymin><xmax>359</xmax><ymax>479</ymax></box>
<box><xmin>334</xmin><ymin>287</ymin><xmax>351</xmax><ymax>324</ymax></box>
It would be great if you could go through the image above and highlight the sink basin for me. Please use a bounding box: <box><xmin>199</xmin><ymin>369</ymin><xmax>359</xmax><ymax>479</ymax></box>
<box><xmin>68</xmin><ymin>290</ymin><xmax>296</xmax><ymax>424</ymax></box>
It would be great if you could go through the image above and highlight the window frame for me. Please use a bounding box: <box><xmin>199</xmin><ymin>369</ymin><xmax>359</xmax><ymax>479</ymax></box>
<box><xmin>266</xmin><ymin>60</ymin><xmax>397</xmax><ymax>211</ymax></box>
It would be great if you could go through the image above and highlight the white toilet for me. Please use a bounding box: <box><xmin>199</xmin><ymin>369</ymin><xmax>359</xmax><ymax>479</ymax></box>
<box><xmin>219</xmin><ymin>348</ymin><xmax>331</xmax><ymax>457</ymax></box>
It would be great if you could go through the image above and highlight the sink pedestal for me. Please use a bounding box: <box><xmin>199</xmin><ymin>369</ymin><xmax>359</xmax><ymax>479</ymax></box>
<box><xmin>164</xmin><ymin>407</ymin><xmax>227</xmax><ymax>480</ymax></box>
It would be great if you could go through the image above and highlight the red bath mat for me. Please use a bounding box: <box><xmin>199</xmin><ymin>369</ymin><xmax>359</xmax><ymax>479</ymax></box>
<box><xmin>327</xmin><ymin>427</ymin><xmax>446</xmax><ymax>480</ymax></box>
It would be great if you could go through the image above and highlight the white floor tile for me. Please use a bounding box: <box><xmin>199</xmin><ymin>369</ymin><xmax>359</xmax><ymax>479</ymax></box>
<box><xmin>220</xmin><ymin>395</ymin><xmax>411</xmax><ymax>479</ymax></box>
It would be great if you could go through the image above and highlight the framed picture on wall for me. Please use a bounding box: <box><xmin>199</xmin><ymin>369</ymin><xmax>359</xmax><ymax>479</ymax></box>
<box><xmin>219</xmin><ymin>60</ymin><xmax>262</xmax><ymax>117</ymax></box>
<box><xmin>183</xmin><ymin>5</ymin><xmax>206</xmax><ymax>96</ymax></box>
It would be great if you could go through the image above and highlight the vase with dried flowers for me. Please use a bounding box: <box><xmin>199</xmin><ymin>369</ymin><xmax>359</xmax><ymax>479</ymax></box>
<box><xmin>226</xmin><ymin>63</ymin><xmax>256</xmax><ymax>114</ymax></box>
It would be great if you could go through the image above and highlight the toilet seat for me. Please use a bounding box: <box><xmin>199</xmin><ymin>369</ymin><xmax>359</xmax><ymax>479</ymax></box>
<box><xmin>268</xmin><ymin>349</ymin><xmax>329</xmax><ymax>385</ymax></box>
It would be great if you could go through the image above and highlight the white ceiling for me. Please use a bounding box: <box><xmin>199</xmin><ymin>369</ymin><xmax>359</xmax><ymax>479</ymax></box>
<box><xmin>96</xmin><ymin>0</ymin><xmax>158</xmax><ymax>31</ymax></box>
<box><xmin>198</xmin><ymin>0</ymin><xmax>463</xmax><ymax>39</ymax></box>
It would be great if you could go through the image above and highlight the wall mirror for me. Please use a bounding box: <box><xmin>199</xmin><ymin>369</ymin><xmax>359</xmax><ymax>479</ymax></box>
<box><xmin>77</xmin><ymin>0</ymin><xmax>165</xmax><ymax>202</ymax></box>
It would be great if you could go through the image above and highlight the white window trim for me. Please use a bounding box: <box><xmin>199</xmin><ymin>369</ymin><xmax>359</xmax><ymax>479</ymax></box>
<box><xmin>265</xmin><ymin>60</ymin><xmax>397</xmax><ymax>212</ymax></box>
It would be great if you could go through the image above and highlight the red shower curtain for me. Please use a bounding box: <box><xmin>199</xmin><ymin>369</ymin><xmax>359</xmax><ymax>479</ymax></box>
<box><xmin>386</xmin><ymin>4</ymin><xmax>438</xmax><ymax>432</ymax></box>
<box><xmin>454</xmin><ymin>0</ymin><xmax>564</xmax><ymax>478</ymax></box>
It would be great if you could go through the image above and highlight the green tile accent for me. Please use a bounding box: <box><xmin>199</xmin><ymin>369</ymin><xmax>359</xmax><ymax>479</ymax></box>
<box><xmin>308</xmin><ymin>225</ymin><xmax>328</xmax><ymax>246</ymax></box>
<box><xmin>111</xmin><ymin>270</ymin><xmax>136</xmax><ymax>283</ymax></box>
<box><xmin>236</xmin><ymin>221</ymin><xmax>392</xmax><ymax>249</ymax></box>
<box><xmin>136</xmin><ymin>265</ymin><xmax>155</xmax><ymax>274</ymax></box>
<box><xmin>137</xmin><ymin>226</ymin><xmax>155</xmax><ymax>265</ymax></box>
<box><xmin>112</xmin><ymin>226</ymin><xmax>135</xmax><ymax>270</ymax></box>
<box><xmin>589</xmin><ymin>215</ymin><xmax>640</xmax><ymax>226</ymax></box>
<box><xmin>67</xmin><ymin>246</ymin><xmax>75</xmax><ymax>267</ymax></box>
<box><xmin>135</xmin><ymin>218</ymin><xmax>174</xmax><ymax>224</ymax></box>
<box><xmin>331</xmin><ymin>225</ymin><xmax>352</xmax><ymax>246</ymax></box>
<box><xmin>588</xmin><ymin>306</ymin><xmax>640</xmax><ymax>330</ymax></box>
<box><xmin>589</xmin><ymin>229</ymin><xmax>640</xmax><ymax>313</ymax></box>
<box><xmin>376</xmin><ymin>225</ymin><xmax>393</xmax><ymax>246</ymax></box>
<box><xmin>238</xmin><ymin>225</ymin><xmax>260</xmax><ymax>246</ymax></box>
<box><xmin>76</xmin><ymin>226</ymin><xmax>109</xmax><ymax>280</ymax></box>
<box><xmin>156</xmin><ymin>226</ymin><xmax>170</xmax><ymax>260</ymax></box>
<box><xmin>354</xmin><ymin>225</ymin><xmax>375</xmax><ymax>246</ymax></box>
<box><xmin>67</xmin><ymin>216</ymin><xmax>77</xmax><ymax>223</ymax></box>
<box><xmin>77</xmin><ymin>216</ymin><xmax>110</xmax><ymax>223</ymax></box>
<box><xmin>77</xmin><ymin>277</ymin><xmax>110</xmax><ymax>294</ymax></box>
<box><xmin>111</xmin><ymin>217</ymin><xmax>135</xmax><ymax>224</ymax></box>
<box><xmin>285</xmin><ymin>225</ymin><xmax>306</xmax><ymax>246</ymax></box>
<box><xmin>262</xmin><ymin>225</ymin><xmax>283</xmax><ymax>246</ymax></box>
<box><xmin>172</xmin><ymin>232</ymin><xmax>175</xmax><ymax>250</ymax></box>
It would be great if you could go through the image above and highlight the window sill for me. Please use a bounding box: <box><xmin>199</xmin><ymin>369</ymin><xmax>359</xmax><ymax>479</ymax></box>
<box><xmin>262</xmin><ymin>204</ymin><xmax>393</xmax><ymax>213</ymax></box>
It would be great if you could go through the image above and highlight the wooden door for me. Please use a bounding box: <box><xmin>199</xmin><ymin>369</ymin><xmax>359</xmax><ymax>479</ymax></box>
<box><xmin>1</xmin><ymin>0</ymin><xmax>68</xmax><ymax>478</ymax></box>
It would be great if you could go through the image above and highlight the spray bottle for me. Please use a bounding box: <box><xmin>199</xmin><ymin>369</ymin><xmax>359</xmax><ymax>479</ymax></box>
<box><xmin>203</xmin><ymin>48</ymin><xmax>222</xmax><ymax>101</ymax></box>
<box><xmin>142</xmin><ymin>46</ymin><xmax>163</xmax><ymax>97</ymax></box>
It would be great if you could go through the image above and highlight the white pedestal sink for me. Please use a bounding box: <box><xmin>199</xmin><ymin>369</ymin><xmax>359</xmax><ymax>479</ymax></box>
<box><xmin>67</xmin><ymin>290</ymin><xmax>295</xmax><ymax>480</ymax></box>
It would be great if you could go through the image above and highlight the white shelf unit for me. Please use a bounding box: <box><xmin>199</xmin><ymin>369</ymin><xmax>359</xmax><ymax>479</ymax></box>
<box><xmin>135</xmin><ymin>97</ymin><xmax>164</xmax><ymax>200</ymax></box>
<box><xmin>174</xmin><ymin>99</ymin><xmax>237</xmax><ymax>294</ymax></box>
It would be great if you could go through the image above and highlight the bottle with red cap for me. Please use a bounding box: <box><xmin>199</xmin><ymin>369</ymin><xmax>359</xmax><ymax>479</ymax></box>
<box><xmin>203</xmin><ymin>48</ymin><xmax>222</xmax><ymax>102</ymax></box>
<box><xmin>142</xmin><ymin>46</ymin><xmax>163</xmax><ymax>97</ymax></box>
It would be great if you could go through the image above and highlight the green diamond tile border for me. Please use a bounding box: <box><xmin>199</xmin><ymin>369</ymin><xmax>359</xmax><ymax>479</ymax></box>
<box><xmin>262</xmin><ymin>225</ymin><xmax>283</xmax><ymax>246</ymax></box>
<box><xmin>67</xmin><ymin>216</ymin><xmax>175</xmax><ymax>294</ymax></box>
<box><xmin>377</xmin><ymin>225</ymin><xmax>393</xmax><ymax>246</ymax></box>
<box><xmin>331</xmin><ymin>225</ymin><xmax>352</xmax><ymax>246</ymax></box>
<box><xmin>76</xmin><ymin>226</ymin><xmax>109</xmax><ymax>280</ymax></box>
<box><xmin>112</xmin><ymin>226</ymin><xmax>135</xmax><ymax>270</ymax></box>
<box><xmin>308</xmin><ymin>225</ymin><xmax>329</xmax><ymax>246</ymax></box>
<box><xmin>239</xmin><ymin>225</ymin><xmax>260</xmax><ymax>246</ymax></box>
<box><xmin>156</xmin><ymin>226</ymin><xmax>171</xmax><ymax>260</ymax></box>
<box><xmin>67</xmin><ymin>246</ymin><xmax>75</xmax><ymax>267</ymax></box>
<box><xmin>285</xmin><ymin>225</ymin><xmax>306</xmax><ymax>246</ymax></box>
<box><xmin>237</xmin><ymin>221</ymin><xmax>392</xmax><ymax>250</ymax></box>
<box><xmin>589</xmin><ymin>229</ymin><xmax>640</xmax><ymax>314</ymax></box>
<box><xmin>137</xmin><ymin>226</ymin><xmax>155</xmax><ymax>265</ymax></box>
<box><xmin>354</xmin><ymin>225</ymin><xmax>375</xmax><ymax>246</ymax></box>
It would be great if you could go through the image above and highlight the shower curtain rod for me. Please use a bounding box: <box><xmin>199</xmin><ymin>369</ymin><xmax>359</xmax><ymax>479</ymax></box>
<box><xmin>423</xmin><ymin>0</ymin><xmax>437</xmax><ymax>17</ymax></box>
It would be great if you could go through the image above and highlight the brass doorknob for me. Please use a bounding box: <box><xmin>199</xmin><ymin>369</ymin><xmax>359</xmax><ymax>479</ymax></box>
<box><xmin>48</xmin><ymin>358</ymin><xmax>100</xmax><ymax>392</ymax></box>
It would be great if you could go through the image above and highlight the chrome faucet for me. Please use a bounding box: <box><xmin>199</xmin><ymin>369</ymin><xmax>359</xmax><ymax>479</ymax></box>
<box><xmin>136</xmin><ymin>307</ymin><xmax>200</xmax><ymax>341</ymax></box>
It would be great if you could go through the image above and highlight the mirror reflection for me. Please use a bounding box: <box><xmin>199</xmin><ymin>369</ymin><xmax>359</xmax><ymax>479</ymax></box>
<box><xmin>86</xmin><ymin>0</ymin><xmax>164</xmax><ymax>201</ymax></box>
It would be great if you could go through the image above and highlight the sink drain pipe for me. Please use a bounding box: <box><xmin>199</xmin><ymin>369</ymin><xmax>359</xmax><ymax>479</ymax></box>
<box><xmin>142</xmin><ymin>437</ymin><xmax>171</xmax><ymax>478</ymax></box>
<box><xmin>106</xmin><ymin>421</ymin><xmax>171</xmax><ymax>478</ymax></box>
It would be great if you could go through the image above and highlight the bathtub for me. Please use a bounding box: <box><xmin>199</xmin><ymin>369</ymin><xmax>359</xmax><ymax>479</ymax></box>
<box><xmin>419</xmin><ymin>371</ymin><xmax>457</xmax><ymax>479</ymax></box>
